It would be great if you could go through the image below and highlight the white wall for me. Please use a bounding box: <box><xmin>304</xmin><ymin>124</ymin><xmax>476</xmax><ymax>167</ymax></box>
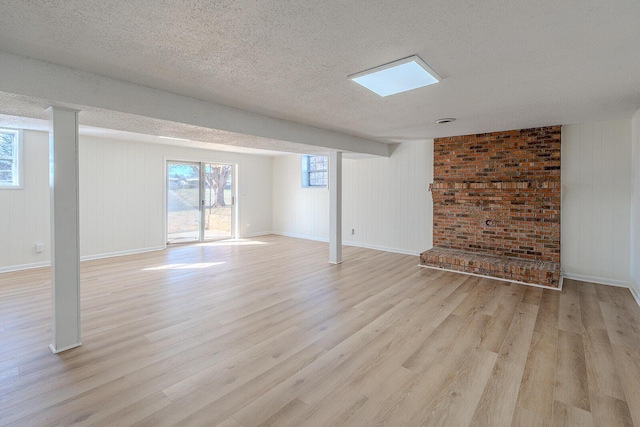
<box><xmin>562</xmin><ymin>120</ymin><xmax>632</xmax><ymax>286</ymax></box>
<box><xmin>6</xmin><ymin>119</ymin><xmax>637</xmax><ymax>288</ymax></box>
<box><xmin>0</xmin><ymin>130</ymin><xmax>273</xmax><ymax>271</ymax></box>
<box><xmin>630</xmin><ymin>109</ymin><xmax>640</xmax><ymax>301</ymax></box>
<box><xmin>272</xmin><ymin>155</ymin><xmax>330</xmax><ymax>240</ymax></box>
<box><xmin>272</xmin><ymin>140</ymin><xmax>433</xmax><ymax>255</ymax></box>
<box><xmin>0</xmin><ymin>130</ymin><xmax>50</xmax><ymax>270</ymax></box>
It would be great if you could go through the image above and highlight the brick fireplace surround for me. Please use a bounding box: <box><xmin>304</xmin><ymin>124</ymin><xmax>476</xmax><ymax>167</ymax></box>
<box><xmin>419</xmin><ymin>126</ymin><xmax>562</xmax><ymax>288</ymax></box>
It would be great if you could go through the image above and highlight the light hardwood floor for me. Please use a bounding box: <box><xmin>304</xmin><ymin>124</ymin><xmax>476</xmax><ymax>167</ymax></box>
<box><xmin>1</xmin><ymin>235</ymin><xmax>640</xmax><ymax>426</ymax></box>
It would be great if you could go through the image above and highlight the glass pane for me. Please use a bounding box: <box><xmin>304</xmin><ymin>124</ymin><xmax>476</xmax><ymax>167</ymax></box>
<box><xmin>0</xmin><ymin>134</ymin><xmax>14</xmax><ymax>157</ymax></box>
<box><xmin>0</xmin><ymin>170</ymin><xmax>12</xmax><ymax>182</ymax></box>
<box><xmin>0</xmin><ymin>159</ymin><xmax>12</xmax><ymax>170</ymax></box>
<box><xmin>167</xmin><ymin>162</ymin><xmax>200</xmax><ymax>243</ymax></box>
<box><xmin>309</xmin><ymin>171</ymin><xmax>327</xmax><ymax>186</ymax></box>
<box><xmin>308</xmin><ymin>155</ymin><xmax>327</xmax><ymax>172</ymax></box>
<box><xmin>203</xmin><ymin>164</ymin><xmax>232</xmax><ymax>240</ymax></box>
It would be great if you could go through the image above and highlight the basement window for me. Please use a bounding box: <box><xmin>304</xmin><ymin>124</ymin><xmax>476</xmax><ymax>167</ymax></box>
<box><xmin>301</xmin><ymin>155</ymin><xmax>328</xmax><ymax>188</ymax></box>
<box><xmin>0</xmin><ymin>129</ymin><xmax>22</xmax><ymax>189</ymax></box>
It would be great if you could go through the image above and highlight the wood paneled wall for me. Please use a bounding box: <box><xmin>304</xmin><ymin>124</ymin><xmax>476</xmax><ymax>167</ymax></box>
<box><xmin>561</xmin><ymin>120</ymin><xmax>631</xmax><ymax>286</ymax></box>
<box><xmin>632</xmin><ymin>110</ymin><xmax>640</xmax><ymax>299</ymax></box>
<box><xmin>0</xmin><ymin>131</ymin><xmax>273</xmax><ymax>271</ymax></box>
<box><xmin>272</xmin><ymin>140</ymin><xmax>433</xmax><ymax>255</ymax></box>
<box><xmin>0</xmin><ymin>130</ymin><xmax>50</xmax><ymax>270</ymax></box>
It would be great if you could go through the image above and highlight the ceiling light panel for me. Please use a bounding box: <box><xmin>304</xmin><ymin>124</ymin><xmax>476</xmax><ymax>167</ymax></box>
<box><xmin>349</xmin><ymin>55</ymin><xmax>441</xmax><ymax>97</ymax></box>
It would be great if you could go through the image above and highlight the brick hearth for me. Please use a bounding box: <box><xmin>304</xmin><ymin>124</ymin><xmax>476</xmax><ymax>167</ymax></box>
<box><xmin>420</xmin><ymin>247</ymin><xmax>560</xmax><ymax>287</ymax></box>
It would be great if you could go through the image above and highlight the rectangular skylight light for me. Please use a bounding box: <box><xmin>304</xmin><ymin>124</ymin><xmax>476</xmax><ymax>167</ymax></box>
<box><xmin>349</xmin><ymin>55</ymin><xmax>441</xmax><ymax>97</ymax></box>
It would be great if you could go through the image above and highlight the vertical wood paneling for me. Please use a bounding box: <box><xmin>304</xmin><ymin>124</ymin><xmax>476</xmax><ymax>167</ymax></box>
<box><xmin>426</xmin><ymin>140</ymin><xmax>434</xmax><ymax>251</ymax></box>
<box><xmin>0</xmin><ymin>131</ymin><xmax>49</xmax><ymax>269</ymax></box>
<box><xmin>0</xmin><ymin>130</ymin><xmax>273</xmax><ymax>270</ymax></box>
<box><xmin>271</xmin><ymin>140</ymin><xmax>433</xmax><ymax>254</ymax></box>
<box><xmin>561</xmin><ymin>120</ymin><xmax>632</xmax><ymax>285</ymax></box>
<box><xmin>22</xmin><ymin>137</ymin><xmax>37</xmax><ymax>264</ymax></box>
<box><xmin>123</xmin><ymin>141</ymin><xmax>136</xmax><ymax>251</ymax></box>
<box><xmin>33</xmin><ymin>133</ymin><xmax>49</xmax><ymax>264</ymax></box>
<box><xmin>133</xmin><ymin>143</ymin><xmax>147</xmax><ymax>246</ymax></box>
<box><xmin>8</xmin><ymin>161</ymin><xmax>25</xmax><ymax>266</ymax></box>
<box><xmin>613</xmin><ymin>122</ymin><xmax>632</xmax><ymax>282</ymax></box>
<box><xmin>272</xmin><ymin>155</ymin><xmax>329</xmax><ymax>240</ymax></box>
<box><xmin>631</xmin><ymin>109</ymin><xmax>640</xmax><ymax>295</ymax></box>
<box><xmin>1</xmin><ymin>160</ymin><xmax>15</xmax><ymax>263</ymax></box>
<box><xmin>600</xmin><ymin>123</ymin><xmax>616</xmax><ymax>278</ymax></box>
<box><xmin>578</xmin><ymin>123</ymin><xmax>595</xmax><ymax>274</ymax></box>
<box><xmin>592</xmin><ymin>123</ymin><xmax>604</xmax><ymax>277</ymax></box>
<box><xmin>561</xmin><ymin>125</ymin><xmax>579</xmax><ymax>273</ymax></box>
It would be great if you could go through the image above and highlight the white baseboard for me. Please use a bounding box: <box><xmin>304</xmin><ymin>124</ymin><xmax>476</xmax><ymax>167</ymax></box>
<box><xmin>0</xmin><ymin>246</ymin><xmax>166</xmax><ymax>273</ymax></box>
<box><xmin>240</xmin><ymin>230</ymin><xmax>275</xmax><ymax>238</ymax></box>
<box><xmin>629</xmin><ymin>286</ymin><xmax>640</xmax><ymax>308</ymax></box>
<box><xmin>272</xmin><ymin>231</ymin><xmax>329</xmax><ymax>243</ymax></box>
<box><xmin>342</xmin><ymin>240</ymin><xmax>420</xmax><ymax>256</ymax></box>
<box><xmin>271</xmin><ymin>231</ymin><xmax>421</xmax><ymax>256</ymax></box>
<box><xmin>418</xmin><ymin>264</ymin><xmax>563</xmax><ymax>291</ymax></box>
<box><xmin>80</xmin><ymin>246</ymin><xmax>165</xmax><ymax>262</ymax></box>
<box><xmin>561</xmin><ymin>272</ymin><xmax>630</xmax><ymax>288</ymax></box>
<box><xmin>0</xmin><ymin>261</ymin><xmax>50</xmax><ymax>273</ymax></box>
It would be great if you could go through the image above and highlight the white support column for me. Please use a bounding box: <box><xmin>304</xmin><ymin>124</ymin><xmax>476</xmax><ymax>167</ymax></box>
<box><xmin>329</xmin><ymin>151</ymin><xmax>343</xmax><ymax>264</ymax></box>
<box><xmin>48</xmin><ymin>106</ymin><xmax>81</xmax><ymax>354</ymax></box>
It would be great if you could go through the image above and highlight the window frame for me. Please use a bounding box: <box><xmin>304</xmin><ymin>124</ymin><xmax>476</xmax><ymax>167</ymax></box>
<box><xmin>301</xmin><ymin>155</ymin><xmax>328</xmax><ymax>188</ymax></box>
<box><xmin>0</xmin><ymin>128</ymin><xmax>23</xmax><ymax>190</ymax></box>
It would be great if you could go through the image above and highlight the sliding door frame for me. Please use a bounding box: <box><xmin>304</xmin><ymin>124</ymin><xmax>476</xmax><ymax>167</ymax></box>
<box><xmin>163</xmin><ymin>157</ymin><xmax>237</xmax><ymax>248</ymax></box>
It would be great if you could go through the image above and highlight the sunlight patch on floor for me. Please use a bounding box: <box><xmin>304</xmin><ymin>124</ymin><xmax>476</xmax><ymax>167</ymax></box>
<box><xmin>195</xmin><ymin>239</ymin><xmax>268</xmax><ymax>247</ymax></box>
<box><xmin>142</xmin><ymin>262</ymin><xmax>225</xmax><ymax>271</ymax></box>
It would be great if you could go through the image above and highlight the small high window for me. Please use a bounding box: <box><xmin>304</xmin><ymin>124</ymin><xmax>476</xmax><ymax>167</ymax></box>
<box><xmin>0</xmin><ymin>129</ymin><xmax>22</xmax><ymax>189</ymax></box>
<box><xmin>301</xmin><ymin>155</ymin><xmax>328</xmax><ymax>188</ymax></box>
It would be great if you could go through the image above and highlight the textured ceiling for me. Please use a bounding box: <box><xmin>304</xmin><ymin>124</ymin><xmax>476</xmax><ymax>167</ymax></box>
<box><xmin>0</xmin><ymin>0</ymin><xmax>638</xmax><ymax>149</ymax></box>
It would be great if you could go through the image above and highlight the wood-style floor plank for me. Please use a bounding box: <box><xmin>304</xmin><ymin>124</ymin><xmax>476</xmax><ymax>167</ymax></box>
<box><xmin>612</xmin><ymin>344</ymin><xmax>640</xmax><ymax>426</ymax></box>
<box><xmin>554</xmin><ymin>329</ymin><xmax>591</xmax><ymax>412</ymax></box>
<box><xmin>551</xmin><ymin>400</ymin><xmax>594</xmax><ymax>427</ymax></box>
<box><xmin>1</xmin><ymin>235</ymin><xmax>640</xmax><ymax>426</ymax></box>
<box><xmin>470</xmin><ymin>302</ymin><xmax>539</xmax><ymax>427</ymax></box>
<box><xmin>515</xmin><ymin>329</ymin><xmax>558</xmax><ymax>426</ymax></box>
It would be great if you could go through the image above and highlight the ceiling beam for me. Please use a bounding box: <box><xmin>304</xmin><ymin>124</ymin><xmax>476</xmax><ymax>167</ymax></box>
<box><xmin>0</xmin><ymin>51</ymin><xmax>392</xmax><ymax>157</ymax></box>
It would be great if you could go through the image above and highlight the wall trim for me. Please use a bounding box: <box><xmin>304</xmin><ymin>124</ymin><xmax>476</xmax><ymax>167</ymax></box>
<box><xmin>342</xmin><ymin>240</ymin><xmax>420</xmax><ymax>256</ymax></box>
<box><xmin>80</xmin><ymin>246</ymin><xmax>165</xmax><ymax>262</ymax></box>
<box><xmin>271</xmin><ymin>231</ymin><xmax>421</xmax><ymax>256</ymax></box>
<box><xmin>0</xmin><ymin>246</ymin><xmax>166</xmax><ymax>273</ymax></box>
<box><xmin>0</xmin><ymin>261</ymin><xmax>50</xmax><ymax>273</ymax></box>
<box><xmin>629</xmin><ymin>286</ymin><xmax>640</xmax><ymax>308</ymax></box>
<box><xmin>272</xmin><ymin>231</ymin><xmax>329</xmax><ymax>243</ymax></box>
<box><xmin>241</xmin><ymin>231</ymin><xmax>275</xmax><ymax>239</ymax></box>
<box><xmin>561</xmin><ymin>272</ymin><xmax>630</xmax><ymax>288</ymax></box>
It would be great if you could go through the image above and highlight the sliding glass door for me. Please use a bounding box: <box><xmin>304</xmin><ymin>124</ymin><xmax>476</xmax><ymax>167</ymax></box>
<box><xmin>167</xmin><ymin>162</ymin><xmax>201</xmax><ymax>243</ymax></box>
<box><xmin>167</xmin><ymin>161</ymin><xmax>234</xmax><ymax>244</ymax></box>
<box><xmin>203</xmin><ymin>163</ymin><xmax>233</xmax><ymax>240</ymax></box>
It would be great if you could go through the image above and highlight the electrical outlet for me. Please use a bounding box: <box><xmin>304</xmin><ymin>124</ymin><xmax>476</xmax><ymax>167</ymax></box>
<box><xmin>36</xmin><ymin>243</ymin><xmax>44</xmax><ymax>253</ymax></box>
<box><xmin>246</xmin><ymin>223</ymin><xmax>251</xmax><ymax>228</ymax></box>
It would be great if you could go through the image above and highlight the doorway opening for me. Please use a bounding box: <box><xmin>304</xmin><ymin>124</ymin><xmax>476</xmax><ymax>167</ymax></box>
<box><xmin>166</xmin><ymin>161</ymin><xmax>235</xmax><ymax>244</ymax></box>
